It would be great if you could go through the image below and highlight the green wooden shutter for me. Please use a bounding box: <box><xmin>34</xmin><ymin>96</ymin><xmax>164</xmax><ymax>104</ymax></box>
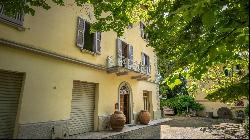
<box><xmin>76</xmin><ymin>17</ymin><xmax>85</xmax><ymax>49</ymax></box>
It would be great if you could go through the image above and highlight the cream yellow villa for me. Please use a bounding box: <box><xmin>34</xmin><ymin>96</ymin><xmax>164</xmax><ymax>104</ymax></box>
<box><xmin>0</xmin><ymin>2</ymin><xmax>161</xmax><ymax>139</ymax></box>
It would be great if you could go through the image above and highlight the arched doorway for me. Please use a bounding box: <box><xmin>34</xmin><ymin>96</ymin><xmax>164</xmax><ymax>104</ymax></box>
<box><xmin>118</xmin><ymin>82</ymin><xmax>132</xmax><ymax>124</ymax></box>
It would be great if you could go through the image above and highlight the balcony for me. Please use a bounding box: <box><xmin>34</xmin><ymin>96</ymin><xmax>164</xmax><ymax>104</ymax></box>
<box><xmin>106</xmin><ymin>56</ymin><xmax>151</xmax><ymax>80</ymax></box>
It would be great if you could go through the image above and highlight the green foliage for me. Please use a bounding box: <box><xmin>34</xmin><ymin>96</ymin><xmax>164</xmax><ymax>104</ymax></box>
<box><xmin>160</xmin><ymin>74</ymin><xmax>188</xmax><ymax>99</ymax></box>
<box><xmin>148</xmin><ymin>0</ymin><xmax>249</xmax><ymax>103</ymax></box>
<box><xmin>205</xmin><ymin>73</ymin><xmax>249</xmax><ymax>103</ymax></box>
<box><xmin>161</xmin><ymin>95</ymin><xmax>204</xmax><ymax>115</ymax></box>
<box><xmin>160</xmin><ymin>99</ymin><xmax>168</xmax><ymax>108</ymax></box>
<box><xmin>245</xmin><ymin>104</ymin><xmax>249</xmax><ymax>116</ymax></box>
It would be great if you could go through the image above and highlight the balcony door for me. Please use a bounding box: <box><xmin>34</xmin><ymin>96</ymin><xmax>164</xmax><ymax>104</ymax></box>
<box><xmin>116</xmin><ymin>38</ymin><xmax>133</xmax><ymax>69</ymax></box>
<box><xmin>122</xmin><ymin>42</ymin><xmax>129</xmax><ymax>67</ymax></box>
<box><xmin>122</xmin><ymin>42</ymin><xmax>129</xmax><ymax>59</ymax></box>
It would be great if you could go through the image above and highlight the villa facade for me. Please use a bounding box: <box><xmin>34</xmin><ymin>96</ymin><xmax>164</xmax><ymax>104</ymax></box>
<box><xmin>0</xmin><ymin>1</ymin><xmax>161</xmax><ymax>139</ymax></box>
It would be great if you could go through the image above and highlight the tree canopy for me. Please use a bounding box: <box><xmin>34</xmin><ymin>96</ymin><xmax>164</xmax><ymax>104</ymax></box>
<box><xmin>160</xmin><ymin>74</ymin><xmax>188</xmax><ymax>99</ymax></box>
<box><xmin>1</xmin><ymin>0</ymin><xmax>249</xmax><ymax>102</ymax></box>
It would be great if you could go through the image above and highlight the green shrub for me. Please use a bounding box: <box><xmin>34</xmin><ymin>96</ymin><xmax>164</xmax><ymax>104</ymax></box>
<box><xmin>244</xmin><ymin>104</ymin><xmax>249</xmax><ymax>116</ymax></box>
<box><xmin>160</xmin><ymin>99</ymin><xmax>168</xmax><ymax>108</ymax></box>
<box><xmin>161</xmin><ymin>95</ymin><xmax>204</xmax><ymax>115</ymax></box>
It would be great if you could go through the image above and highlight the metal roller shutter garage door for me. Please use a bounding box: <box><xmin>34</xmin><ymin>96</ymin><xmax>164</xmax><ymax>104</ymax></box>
<box><xmin>68</xmin><ymin>81</ymin><xmax>95</xmax><ymax>135</ymax></box>
<box><xmin>0</xmin><ymin>70</ymin><xmax>24</xmax><ymax>139</ymax></box>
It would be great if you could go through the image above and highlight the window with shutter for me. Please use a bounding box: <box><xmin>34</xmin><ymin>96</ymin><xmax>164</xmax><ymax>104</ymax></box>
<box><xmin>128</xmin><ymin>45</ymin><xmax>133</xmax><ymax>69</ymax></box>
<box><xmin>116</xmin><ymin>38</ymin><xmax>133</xmax><ymax>68</ymax></box>
<box><xmin>76</xmin><ymin>17</ymin><xmax>102</xmax><ymax>55</ymax></box>
<box><xmin>141</xmin><ymin>52</ymin><xmax>145</xmax><ymax>66</ymax></box>
<box><xmin>0</xmin><ymin>5</ymin><xmax>24</xmax><ymax>27</ymax></box>
<box><xmin>140</xmin><ymin>21</ymin><xmax>148</xmax><ymax>40</ymax></box>
<box><xmin>96</xmin><ymin>32</ymin><xmax>101</xmax><ymax>54</ymax></box>
<box><xmin>84</xmin><ymin>21</ymin><xmax>95</xmax><ymax>52</ymax></box>
<box><xmin>141</xmin><ymin>53</ymin><xmax>151</xmax><ymax>74</ymax></box>
<box><xmin>76</xmin><ymin>17</ymin><xmax>85</xmax><ymax>49</ymax></box>
<box><xmin>121</xmin><ymin>41</ymin><xmax>129</xmax><ymax>68</ymax></box>
<box><xmin>93</xmin><ymin>32</ymin><xmax>101</xmax><ymax>54</ymax></box>
<box><xmin>116</xmin><ymin>38</ymin><xmax>123</xmax><ymax>66</ymax></box>
<box><xmin>147</xmin><ymin>56</ymin><xmax>151</xmax><ymax>74</ymax></box>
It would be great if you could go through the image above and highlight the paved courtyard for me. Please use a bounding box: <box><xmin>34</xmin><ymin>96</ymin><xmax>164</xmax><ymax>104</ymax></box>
<box><xmin>67</xmin><ymin>118</ymin><xmax>170</xmax><ymax>139</ymax></box>
<box><xmin>160</xmin><ymin>116</ymin><xmax>248</xmax><ymax>139</ymax></box>
<box><xmin>67</xmin><ymin>116</ymin><xmax>248</xmax><ymax>139</ymax></box>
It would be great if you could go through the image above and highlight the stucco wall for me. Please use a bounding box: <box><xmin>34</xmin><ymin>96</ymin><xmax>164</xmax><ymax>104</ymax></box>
<box><xmin>0</xmin><ymin>0</ymin><xmax>157</xmax><ymax>81</ymax></box>
<box><xmin>0</xmin><ymin>45</ymin><xmax>159</xmax><ymax>124</ymax></box>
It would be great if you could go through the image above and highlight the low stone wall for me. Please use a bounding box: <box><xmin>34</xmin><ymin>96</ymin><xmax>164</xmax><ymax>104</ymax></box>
<box><xmin>103</xmin><ymin>124</ymin><xmax>161</xmax><ymax>139</ymax></box>
<box><xmin>98</xmin><ymin>115</ymin><xmax>112</xmax><ymax>131</ymax></box>
<box><xmin>17</xmin><ymin>120</ymin><xmax>68</xmax><ymax>139</ymax></box>
<box><xmin>153</xmin><ymin>110</ymin><xmax>162</xmax><ymax>120</ymax></box>
<box><xmin>16</xmin><ymin>111</ymin><xmax>163</xmax><ymax>139</ymax></box>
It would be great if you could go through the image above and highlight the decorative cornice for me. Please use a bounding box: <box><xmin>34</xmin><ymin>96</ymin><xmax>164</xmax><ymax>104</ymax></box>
<box><xmin>0</xmin><ymin>38</ymin><xmax>159</xmax><ymax>85</ymax></box>
<box><xmin>0</xmin><ymin>38</ymin><xmax>106</xmax><ymax>71</ymax></box>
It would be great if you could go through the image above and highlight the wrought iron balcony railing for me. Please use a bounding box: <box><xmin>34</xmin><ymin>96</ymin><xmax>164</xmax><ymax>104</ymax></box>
<box><xmin>107</xmin><ymin>56</ymin><xmax>151</xmax><ymax>76</ymax></box>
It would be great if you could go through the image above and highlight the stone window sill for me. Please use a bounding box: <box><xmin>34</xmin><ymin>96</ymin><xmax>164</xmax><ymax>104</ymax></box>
<box><xmin>81</xmin><ymin>49</ymin><xmax>100</xmax><ymax>56</ymax></box>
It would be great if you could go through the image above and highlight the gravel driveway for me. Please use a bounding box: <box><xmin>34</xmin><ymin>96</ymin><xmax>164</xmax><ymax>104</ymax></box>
<box><xmin>161</xmin><ymin>125</ymin><xmax>216</xmax><ymax>139</ymax></box>
<box><xmin>159</xmin><ymin>116</ymin><xmax>248</xmax><ymax>139</ymax></box>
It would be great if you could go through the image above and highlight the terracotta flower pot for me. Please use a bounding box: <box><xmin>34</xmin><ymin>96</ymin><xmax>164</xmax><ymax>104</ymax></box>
<box><xmin>110</xmin><ymin>111</ymin><xmax>126</xmax><ymax>131</ymax></box>
<box><xmin>138</xmin><ymin>110</ymin><xmax>150</xmax><ymax>125</ymax></box>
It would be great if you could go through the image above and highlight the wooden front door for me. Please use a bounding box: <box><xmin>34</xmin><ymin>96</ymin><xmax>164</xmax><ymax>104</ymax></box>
<box><xmin>120</xmin><ymin>94</ymin><xmax>129</xmax><ymax>124</ymax></box>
